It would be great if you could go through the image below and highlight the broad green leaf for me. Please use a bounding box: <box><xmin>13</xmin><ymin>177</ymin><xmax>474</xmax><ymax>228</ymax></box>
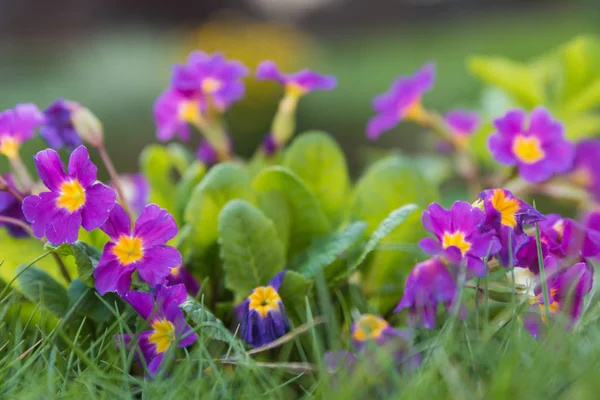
<box><xmin>140</xmin><ymin>143</ymin><xmax>193</xmax><ymax>220</ymax></box>
<box><xmin>181</xmin><ymin>298</ymin><xmax>241</xmax><ymax>345</ymax></box>
<box><xmin>292</xmin><ymin>221</ymin><xmax>367</xmax><ymax>278</ymax></box>
<box><xmin>283</xmin><ymin>131</ymin><xmax>349</xmax><ymax>224</ymax></box>
<box><xmin>278</xmin><ymin>271</ymin><xmax>311</xmax><ymax>312</ymax></box>
<box><xmin>468</xmin><ymin>56</ymin><xmax>545</xmax><ymax>108</ymax></box>
<box><xmin>218</xmin><ymin>200</ymin><xmax>285</xmax><ymax>296</ymax></box>
<box><xmin>18</xmin><ymin>266</ymin><xmax>69</xmax><ymax>317</ymax></box>
<box><xmin>562</xmin><ymin>113</ymin><xmax>600</xmax><ymax>140</ymax></box>
<box><xmin>257</xmin><ymin>191</ymin><xmax>291</xmax><ymax>254</ymax></box>
<box><xmin>176</xmin><ymin>161</ymin><xmax>206</xmax><ymax>221</ymax></box>
<box><xmin>67</xmin><ymin>279</ymin><xmax>118</xmax><ymax>323</ymax></box>
<box><xmin>184</xmin><ymin>162</ymin><xmax>256</xmax><ymax>252</ymax></box>
<box><xmin>558</xmin><ymin>36</ymin><xmax>600</xmax><ymax>105</ymax></box>
<box><xmin>253</xmin><ymin>167</ymin><xmax>331</xmax><ymax>257</ymax></box>
<box><xmin>46</xmin><ymin>241</ymin><xmax>101</xmax><ymax>287</ymax></box>
<box><xmin>563</xmin><ymin>79</ymin><xmax>600</xmax><ymax>115</ymax></box>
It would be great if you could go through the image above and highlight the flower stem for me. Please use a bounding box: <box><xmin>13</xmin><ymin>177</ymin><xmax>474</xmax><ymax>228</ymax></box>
<box><xmin>9</xmin><ymin>153</ymin><xmax>34</xmax><ymax>192</ymax></box>
<box><xmin>97</xmin><ymin>144</ymin><xmax>133</xmax><ymax>219</ymax></box>
<box><xmin>51</xmin><ymin>252</ymin><xmax>72</xmax><ymax>284</ymax></box>
<box><xmin>0</xmin><ymin>175</ymin><xmax>24</xmax><ymax>202</ymax></box>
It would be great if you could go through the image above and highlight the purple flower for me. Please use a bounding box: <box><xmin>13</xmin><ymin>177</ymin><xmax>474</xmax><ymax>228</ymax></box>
<box><xmin>0</xmin><ymin>104</ymin><xmax>44</xmax><ymax>159</ymax></box>
<box><xmin>0</xmin><ymin>173</ymin><xmax>28</xmax><ymax>237</ymax></box>
<box><xmin>366</xmin><ymin>63</ymin><xmax>435</xmax><ymax>140</ymax></box>
<box><xmin>351</xmin><ymin>314</ymin><xmax>409</xmax><ymax>349</ymax></box>
<box><xmin>196</xmin><ymin>135</ymin><xmax>233</xmax><ymax>166</ymax></box>
<box><xmin>112</xmin><ymin>174</ymin><xmax>149</xmax><ymax>217</ymax></box>
<box><xmin>174</xmin><ymin>51</ymin><xmax>248</xmax><ymax>112</ymax></box>
<box><xmin>488</xmin><ymin>107</ymin><xmax>575</xmax><ymax>183</ymax></box>
<box><xmin>39</xmin><ymin>98</ymin><xmax>83</xmax><ymax>150</ymax></box>
<box><xmin>93</xmin><ymin>203</ymin><xmax>182</xmax><ymax>296</ymax></box>
<box><xmin>323</xmin><ymin>351</ymin><xmax>357</xmax><ymax>374</ymax></box>
<box><xmin>235</xmin><ymin>271</ymin><xmax>289</xmax><ymax>348</ymax></box>
<box><xmin>444</xmin><ymin>110</ymin><xmax>480</xmax><ymax>149</ymax></box>
<box><xmin>153</xmin><ymin>88</ymin><xmax>203</xmax><ymax>142</ymax></box>
<box><xmin>120</xmin><ymin>284</ymin><xmax>197</xmax><ymax>377</ymax></box>
<box><xmin>478</xmin><ymin>189</ymin><xmax>544</xmax><ymax>267</ymax></box>
<box><xmin>419</xmin><ymin>201</ymin><xmax>501</xmax><ymax>277</ymax></box>
<box><xmin>570</xmin><ymin>139</ymin><xmax>600</xmax><ymax>202</ymax></box>
<box><xmin>166</xmin><ymin>265</ymin><xmax>200</xmax><ymax>297</ymax></box>
<box><xmin>22</xmin><ymin>146</ymin><xmax>116</xmax><ymax>244</ymax></box>
<box><xmin>395</xmin><ymin>257</ymin><xmax>458</xmax><ymax>329</ymax></box>
<box><xmin>256</xmin><ymin>60</ymin><xmax>337</xmax><ymax>96</ymax></box>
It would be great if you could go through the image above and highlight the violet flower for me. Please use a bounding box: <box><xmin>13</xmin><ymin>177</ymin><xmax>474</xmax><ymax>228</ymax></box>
<box><xmin>570</xmin><ymin>139</ymin><xmax>600</xmax><ymax>202</ymax></box>
<box><xmin>112</xmin><ymin>173</ymin><xmax>149</xmax><ymax>217</ymax></box>
<box><xmin>153</xmin><ymin>88</ymin><xmax>203</xmax><ymax>142</ymax></box>
<box><xmin>256</xmin><ymin>60</ymin><xmax>337</xmax><ymax>97</ymax></box>
<box><xmin>0</xmin><ymin>104</ymin><xmax>44</xmax><ymax>159</ymax></box>
<box><xmin>0</xmin><ymin>173</ymin><xmax>28</xmax><ymax>237</ymax></box>
<box><xmin>39</xmin><ymin>98</ymin><xmax>83</xmax><ymax>150</ymax></box>
<box><xmin>166</xmin><ymin>265</ymin><xmax>201</xmax><ymax>297</ymax></box>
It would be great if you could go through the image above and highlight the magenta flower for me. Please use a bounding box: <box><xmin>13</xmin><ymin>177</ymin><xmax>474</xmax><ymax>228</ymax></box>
<box><xmin>394</xmin><ymin>257</ymin><xmax>459</xmax><ymax>329</ymax></box>
<box><xmin>22</xmin><ymin>146</ymin><xmax>116</xmax><ymax>244</ymax></box>
<box><xmin>112</xmin><ymin>173</ymin><xmax>149</xmax><ymax>217</ymax></box>
<box><xmin>444</xmin><ymin>109</ymin><xmax>480</xmax><ymax>149</ymax></box>
<box><xmin>120</xmin><ymin>284</ymin><xmax>197</xmax><ymax>377</ymax></box>
<box><xmin>478</xmin><ymin>189</ymin><xmax>544</xmax><ymax>267</ymax></box>
<box><xmin>0</xmin><ymin>104</ymin><xmax>44</xmax><ymax>159</ymax></box>
<box><xmin>351</xmin><ymin>314</ymin><xmax>410</xmax><ymax>349</ymax></box>
<box><xmin>256</xmin><ymin>60</ymin><xmax>337</xmax><ymax>96</ymax></box>
<box><xmin>93</xmin><ymin>203</ymin><xmax>182</xmax><ymax>296</ymax></box>
<box><xmin>235</xmin><ymin>271</ymin><xmax>289</xmax><ymax>348</ymax></box>
<box><xmin>166</xmin><ymin>265</ymin><xmax>200</xmax><ymax>297</ymax></box>
<box><xmin>153</xmin><ymin>88</ymin><xmax>203</xmax><ymax>142</ymax></box>
<box><xmin>570</xmin><ymin>139</ymin><xmax>600</xmax><ymax>202</ymax></box>
<box><xmin>366</xmin><ymin>63</ymin><xmax>435</xmax><ymax>140</ymax></box>
<box><xmin>0</xmin><ymin>174</ymin><xmax>28</xmax><ymax>238</ymax></box>
<box><xmin>488</xmin><ymin>107</ymin><xmax>575</xmax><ymax>183</ymax></box>
<box><xmin>419</xmin><ymin>201</ymin><xmax>501</xmax><ymax>277</ymax></box>
<box><xmin>39</xmin><ymin>98</ymin><xmax>83</xmax><ymax>150</ymax></box>
<box><xmin>196</xmin><ymin>136</ymin><xmax>233</xmax><ymax>166</ymax></box>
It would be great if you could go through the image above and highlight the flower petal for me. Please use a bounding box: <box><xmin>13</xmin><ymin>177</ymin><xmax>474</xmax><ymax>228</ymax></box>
<box><xmin>34</xmin><ymin>148</ymin><xmax>67</xmax><ymax>191</ymax></box>
<box><xmin>137</xmin><ymin>246</ymin><xmax>182</xmax><ymax>286</ymax></box>
<box><xmin>68</xmin><ymin>145</ymin><xmax>98</xmax><ymax>187</ymax></box>
<box><xmin>134</xmin><ymin>204</ymin><xmax>178</xmax><ymax>247</ymax></box>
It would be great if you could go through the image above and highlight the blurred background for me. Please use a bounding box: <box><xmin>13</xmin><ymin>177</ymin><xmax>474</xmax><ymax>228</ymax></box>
<box><xmin>1</xmin><ymin>0</ymin><xmax>599</xmax><ymax>176</ymax></box>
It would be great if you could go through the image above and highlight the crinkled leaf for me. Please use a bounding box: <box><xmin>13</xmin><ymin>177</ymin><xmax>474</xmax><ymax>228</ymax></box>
<box><xmin>18</xmin><ymin>266</ymin><xmax>69</xmax><ymax>317</ymax></box>
<box><xmin>67</xmin><ymin>278</ymin><xmax>118</xmax><ymax>323</ymax></box>
<box><xmin>257</xmin><ymin>191</ymin><xmax>291</xmax><ymax>255</ymax></box>
<box><xmin>46</xmin><ymin>241</ymin><xmax>101</xmax><ymax>287</ymax></box>
<box><xmin>181</xmin><ymin>298</ymin><xmax>240</xmax><ymax>345</ymax></box>
<box><xmin>278</xmin><ymin>271</ymin><xmax>311</xmax><ymax>313</ymax></box>
<box><xmin>176</xmin><ymin>161</ymin><xmax>206</xmax><ymax>222</ymax></box>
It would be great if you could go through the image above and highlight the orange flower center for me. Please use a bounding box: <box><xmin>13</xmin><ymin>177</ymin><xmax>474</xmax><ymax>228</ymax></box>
<box><xmin>442</xmin><ymin>231</ymin><xmax>471</xmax><ymax>255</ymax></box>
<box><xmin>352</xmin><ymin>314</ymin><xmax>389</xmax><ymax>342</ymax></box>
<box><xmin>490</xmin><ymin>189</ymin><xmax>520</xmax><ymax>228</ymax></box>
<box><xmin>56</xmin><ymin>180</ymin><xmax>86</xmax><ymax>212</ymax></box>
<box><xmin>112</xmin><ymin>235</ymin><xmax>144</xmax><ymax>265</ymax></box>
<box><xmin>248</xmin><ymin>286</ymin><xmax>281</xmax><ymax>317</ymax></box>
<box><xmin>512</xmin><ymin>135</ymin><xmax>545</xmax><ymax>164</ymax></box>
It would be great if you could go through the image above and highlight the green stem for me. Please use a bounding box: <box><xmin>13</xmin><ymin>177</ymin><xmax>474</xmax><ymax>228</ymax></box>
<box><xmin>534</xmin><ymin>219</ymin><xmax>551</xmax><ymax>324</ymax></box>
<box><xmin>8</xmin><ymin>153</ymin><xmax>34</xmax><ymax>192</ymax></box>
<box><xmin>97</xmin><ymin>144</ymin><xmax>133</xmax><ymax>219</ymax></box>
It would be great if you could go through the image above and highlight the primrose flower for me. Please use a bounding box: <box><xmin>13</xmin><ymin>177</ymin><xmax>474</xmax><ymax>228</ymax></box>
<box><xmin>166</xmin><ymin>265</ymin><xmax>200</xmax><ymax>297</ymax></box>
<box><xmin>419</xmin><ymin>201</ymin><xmax>501</xmax><ymax>277</ymax></box>
<box><xmin>0</xmin><ymin>104</ymin><xmax>44</xmax><ymax>159</ymax></box>
<box><xmin>0</xmin><ymin>174</ymin><xmax>28</xmax><ymax>237</ymax></box>
<box><xmin>120</xmin><ymin>284</ymin><xmax>197</xmax><ymax>377</ymax></box>
<box><xmin>112</xmin><ymin>173</ymin><xmax>149</xmax><ymax>217</ymax></box>
<box><xmin>22</xmin><ymin>146</ymin><xmax>116</xmax><ymax>244</ymax></box>
<box><xmin>93</xmin><ymin>203</ymin><xmax>182</xmax><ymax>295</ymax></box>
<box><xmin>256</xmin><ymin>60</ymin><xmax>337</xmax><ymax>97</ymax></box>
<box><xmin>488</xmin><ymin>107</ymin><xmax>575</xmax><ymax>183</ymax></box>
<box><xmin>235</xmin><ymin>271</ymin><xmax>289</xmax><ymax>348</ymax></box>
<box><xmin>395</xmin><ymin>257</ymin><xmax>459</xmax><ymax>329</ymax></box>
<box><xmin>570</xmin><ymin>139</ymin><xmax>600</xmax><ymax>202</ymax></box>
<box><xmin>173</xmin><ymin>51</ymin><xmax>248</xmax><ymax>111</ymax></box>
<box><xmin>153</xmin><ymin>88</ymin><xmax>203</xmax><ymax>142</ymax></box>
<box><xmin>366</xmin><ymin>63</ymin><xmax>435</xmax><ymax>140</ymax></box>
<box><xmin>196</xmin><ymin>136</ymin><xmax>233</xmax><ymax>166</ymax></box>
<box><xmin>39</xmin><ymin>98</ymin><xmax>83</xmax><ymax>150</ymax></box>
<box><xmin>478</xmin><ymin>189</ymin><xmax>544</xmax><ymax>267</ymax></box>
<box><xmin>323</xmin><ymin>351</ymin><xmax>357</xmax><ymax>374</ymax></box>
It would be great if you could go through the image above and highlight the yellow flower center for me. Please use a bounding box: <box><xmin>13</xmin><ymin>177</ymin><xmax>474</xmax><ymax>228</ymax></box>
<box><xmin>248</xmin><ymin>286</ymin><xmax>281</xmax><ymax>317</ymax></box>
<box><xmin>285</xmin><ymin>82</ymin><xmax>306</xmax><ymax>98</ymax></box>
<box><xmin>538</xmin><ymin>288</ymin><xmax>560</xmax><ymax>323</ymax></box>
<box><xmin>512</xmin><ymin>135</ymin><xmax>545</xmax><ymax>164</ymax></box>
<box><xmin>352</xmin><ymin>314</ymin><xmax>389</xmax><ymax>342</ymax></box>
<box><xmin>112</xmin><ymin>235</ymin><xmax>144</xmax><ymax>265</ymax></box>
<box><xmin>148</xmin><ymin>319</ymin><xmax>176</xmax><ymax>354</ymax></box>
<box><xmin>552</xmin><ymin>220</ymin><xmax>565</xmax><ymax>242</ymax></box>
<box><xmin>178</xmin><ymin>100</ymin><xmax>202</xmax><ymax>125</ymax></box>
<box><xmin>170</xmin><ymin>265</ymin><xmax>181</xmax><ymax>277</ymax></box>
<box><xmin>403</xmin><ymin>100</ymin><xmax>424</xmax><ymax>121</ymax></box>
<box><xmin>0</xmin><ymin>136</ymin><xmax>20</xmax><ymax>159</ymax></box>
<box><xmin>201</xmin><ymin>78</ymin><xmax>222</xmax><ymax>94</ymax></box>
<box><xmin>56</xmin><ymin>180</ymin><xmax>87</xmax><ymax>212</ymax></box>
<box><xmin>442</xmin><ymin>231</ymin><xmax>471</xmax><ymax>255</ymax></box>
<box><xmin>490</xmin><ymin>189</ymin><xmax>520</xmax><ymax>228</ymax></box>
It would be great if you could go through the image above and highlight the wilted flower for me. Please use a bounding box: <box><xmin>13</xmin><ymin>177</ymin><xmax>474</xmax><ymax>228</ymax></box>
<box><xmin>366</xmin><ymin>63</ymin><xmax>435</xmax><ymax>140</ymax></box>
<box><xmin>120</xmin><ymin>284</ymin><xmax>197</xmax><ymax>377</ymax></box>
<box><xmin>395</xmin><ymin>257</ymin><xmax>459</xmax><ymax>329</ymax></box>
<box><xmin>0</xmin><ymin>104</ymin><xmax>44</xmax><ymax>159</ymax></box>
<box><xmin>570</xmin><ymin>139</ymin><xmax>600</xmax><ymax>202</ymax></box>
<box><xmin>256</xmin><ymin>60</ymin><xmax>337</xmax><ymax>97</ymax></box>
<box><xmin>419</xmin><ymin>201</ymin><xmax>500</xmax><ymax>277</ymax></box>
<box><xmin>112</xmin><ymin>173</ymin><xmax>149</xmax><ymax>217</ymax></box>
<box><xmin>93</xmin><ymin>204</ymin><xmax>182</xmax><ymax>295</ymax></box>
<box><xmin>235</xmin><ymin>271</ymin><xmax>289</xmax><ymax>348</ymax></box>
<box><xmin>445</xmin><ymin>109</ymin><xmax>480</xmax><ymax>149</ymax></box>
<box><xmin>488</xmin><ymin>107</ymin><xmax>574</xmax><ymax>183</ymax></box>
<box><xmin>22</xmin><ymin>146</ymin><xmax>116</xmax><ymax>244</ymax></box>
<box><xmin>39</xmin><ymin>98</ymin><xmax>83</xmax><ymax>150</ymax></box>
<box><xmin>0</xmin><ymin>174</ymin><xmax>28</xmax><ymax>237</ymax></box>
<box><xmin>166</xmin><ymin>265</ymin><xmax>201</xmax><ymax>297</ymax></box>
<box><xmin>478</xmin><ymin>189</ymin><xmax>544</xmax><ymax>266</ymax></box>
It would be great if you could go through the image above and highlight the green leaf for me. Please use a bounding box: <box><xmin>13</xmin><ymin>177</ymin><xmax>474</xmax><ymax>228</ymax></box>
<box><xmin>18</xmin><ymin>266</ymin><xmax>69</xmax><ymax>317</ymax></box>
<box><xmin>181</xmin><ymin>298</ymin><xmax>240</xmax><ymax>344</ymax></box>
<box><xmin>292</xmin><ymin>221</ymin><xmax>367</xmax><ymax>278</ymax></box>
<box><xmin>175</xmin><ymin>161</ymin><xmax>206</xmax><ymax>222</ymax></box>
<box><xmin>184</xmin><ymin>162</ymin><xmax>256</xmax><ymax>252</ymax></box>
<box><xmin>257</xmin><ymin>191</ymin><xmax>291</xmax><ymax>254</ymax></box>
<box><xmin>46</xmin><ymin>241</ymin><xmax>101</xmax><ymax>287</ymax></box>
<box><xmin>218</xmin><ymin>200</ymin><xmax>285</xmax><ymax>296</ymax></box>
<box><xmin>67</xmin><ymin>279</ymin><xmax>117</xmax><ymax>323</ymax></box>
<box><xmin>558</xmin><ymin>35</ymin><xmax>600</xmax><ymax>106</ymax></box>
<box><xmin>282</xmin><ymin>131</ymin><xmax>349</xmax><ymax>224</ymax></box>
<box><xmin>278</xmin><ymin>271</ymin><xmax>311</xmax><ymax>312</ymax></box>
<box><xmin>253</xmin><ymin>167</ymin><xmax>331</xmax><ymax>257</ymax></box>
<box><xmin>563</xmin><ymin>79</ymin><xmax>600</xmax><ymax>115</ymax></box>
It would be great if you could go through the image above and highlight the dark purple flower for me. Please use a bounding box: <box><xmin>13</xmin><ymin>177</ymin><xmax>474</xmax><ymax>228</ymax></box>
<box><xmin>570</xmin><ymin>140</ymin><xmax>600</xmax><ymax>202</ymax></box>
<box><xmin>0</xmin><ymin>104</ymin><xmax>44</xmax><ymax>159</ymax></box>
<box><xmin>366</xmin><ymin>63</ymin><xmax>435</xmax><ymax>140</ymax></box>
<box><xmin>39</xmin><ymin>98</ymin><xmax>83</xmax><ymax>150</ymax></box>
<box><xmin>153</xmin><ymin>88</ymin><xmax>203</xmax><ymax>142</ymax></box>
<box><xmin>166</xmin><ymin>265</ymin><xmax>200</xmax><ymax>297</ymax></box>
<box><xmin>0</xmin><ymin>173</ymin><xmax>28</xmax><ymax>237</ymax></box>
<box><xmin>174</xmin><ymin>51</ymin><xmax>248</xmax><ymax>111</ymax></box>
<box><xmin>119</xmin><ymin>284</ymin><xmax>197</xmax><ymax>377</ymax></box>
<box><xmin>395</xmin><ymin>257</ymin><xmax>458</xmax><ymax>329</ymax></box>
<box><xmin>93</xmin><ymin>203</ymin><xmax>182</xmax><ymax>296</ymax></box>
<box><xmin>235</xmin><ymin>271</ymin><xmax>289</xmax><ymax>348</ymax></box>
<box><xmin>516</xmin><ymin>236</ymin><xmax>549</xmax><ymax>275</ymax></box>
<box><xmin>112</xmin><ymin>174</ymin><xmax>149</xmax><ymax>217</ymax></box>
<box><xmin>478</xmin><ymin>189</ymin><xmax>544</xmax><ymax>267</ymax></box>
<box><xmin>445</xmin><ymin>109</ymin><xmax>480</xmax><ymax>149</ymax></box>
<box><xmin>256</xmin><ymin>60</ymin><xmax>336</xmax><ymax>96</ymax></box>
<box><xmin>196</xmin><ymin>135</ymin><xmax>233</xmax><ymax>166</ymax></box>
<box><xmin>22</xmin><ymin>146</ymin><xmax>116</xmax><ymax>244</ymax></box>
<box><xmin>261</xmin><ymin>132</ymin><xmax>279</xmax><ymax>155</ymax></box>
<box><xmin>419</xmin><ymin>201</ymin><xmax>501</xmax><ymax>277</ymax></box>
<box><xmin>488</xmin><ymin>107</ymin><xmax>575</xmax><ymax>183</ymax></box>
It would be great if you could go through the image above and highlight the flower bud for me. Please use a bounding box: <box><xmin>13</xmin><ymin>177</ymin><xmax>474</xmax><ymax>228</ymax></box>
<box><xmin>72</xmin><ymin>107</ymin><xmax>104</xmax><ymax>147</ymax></box>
